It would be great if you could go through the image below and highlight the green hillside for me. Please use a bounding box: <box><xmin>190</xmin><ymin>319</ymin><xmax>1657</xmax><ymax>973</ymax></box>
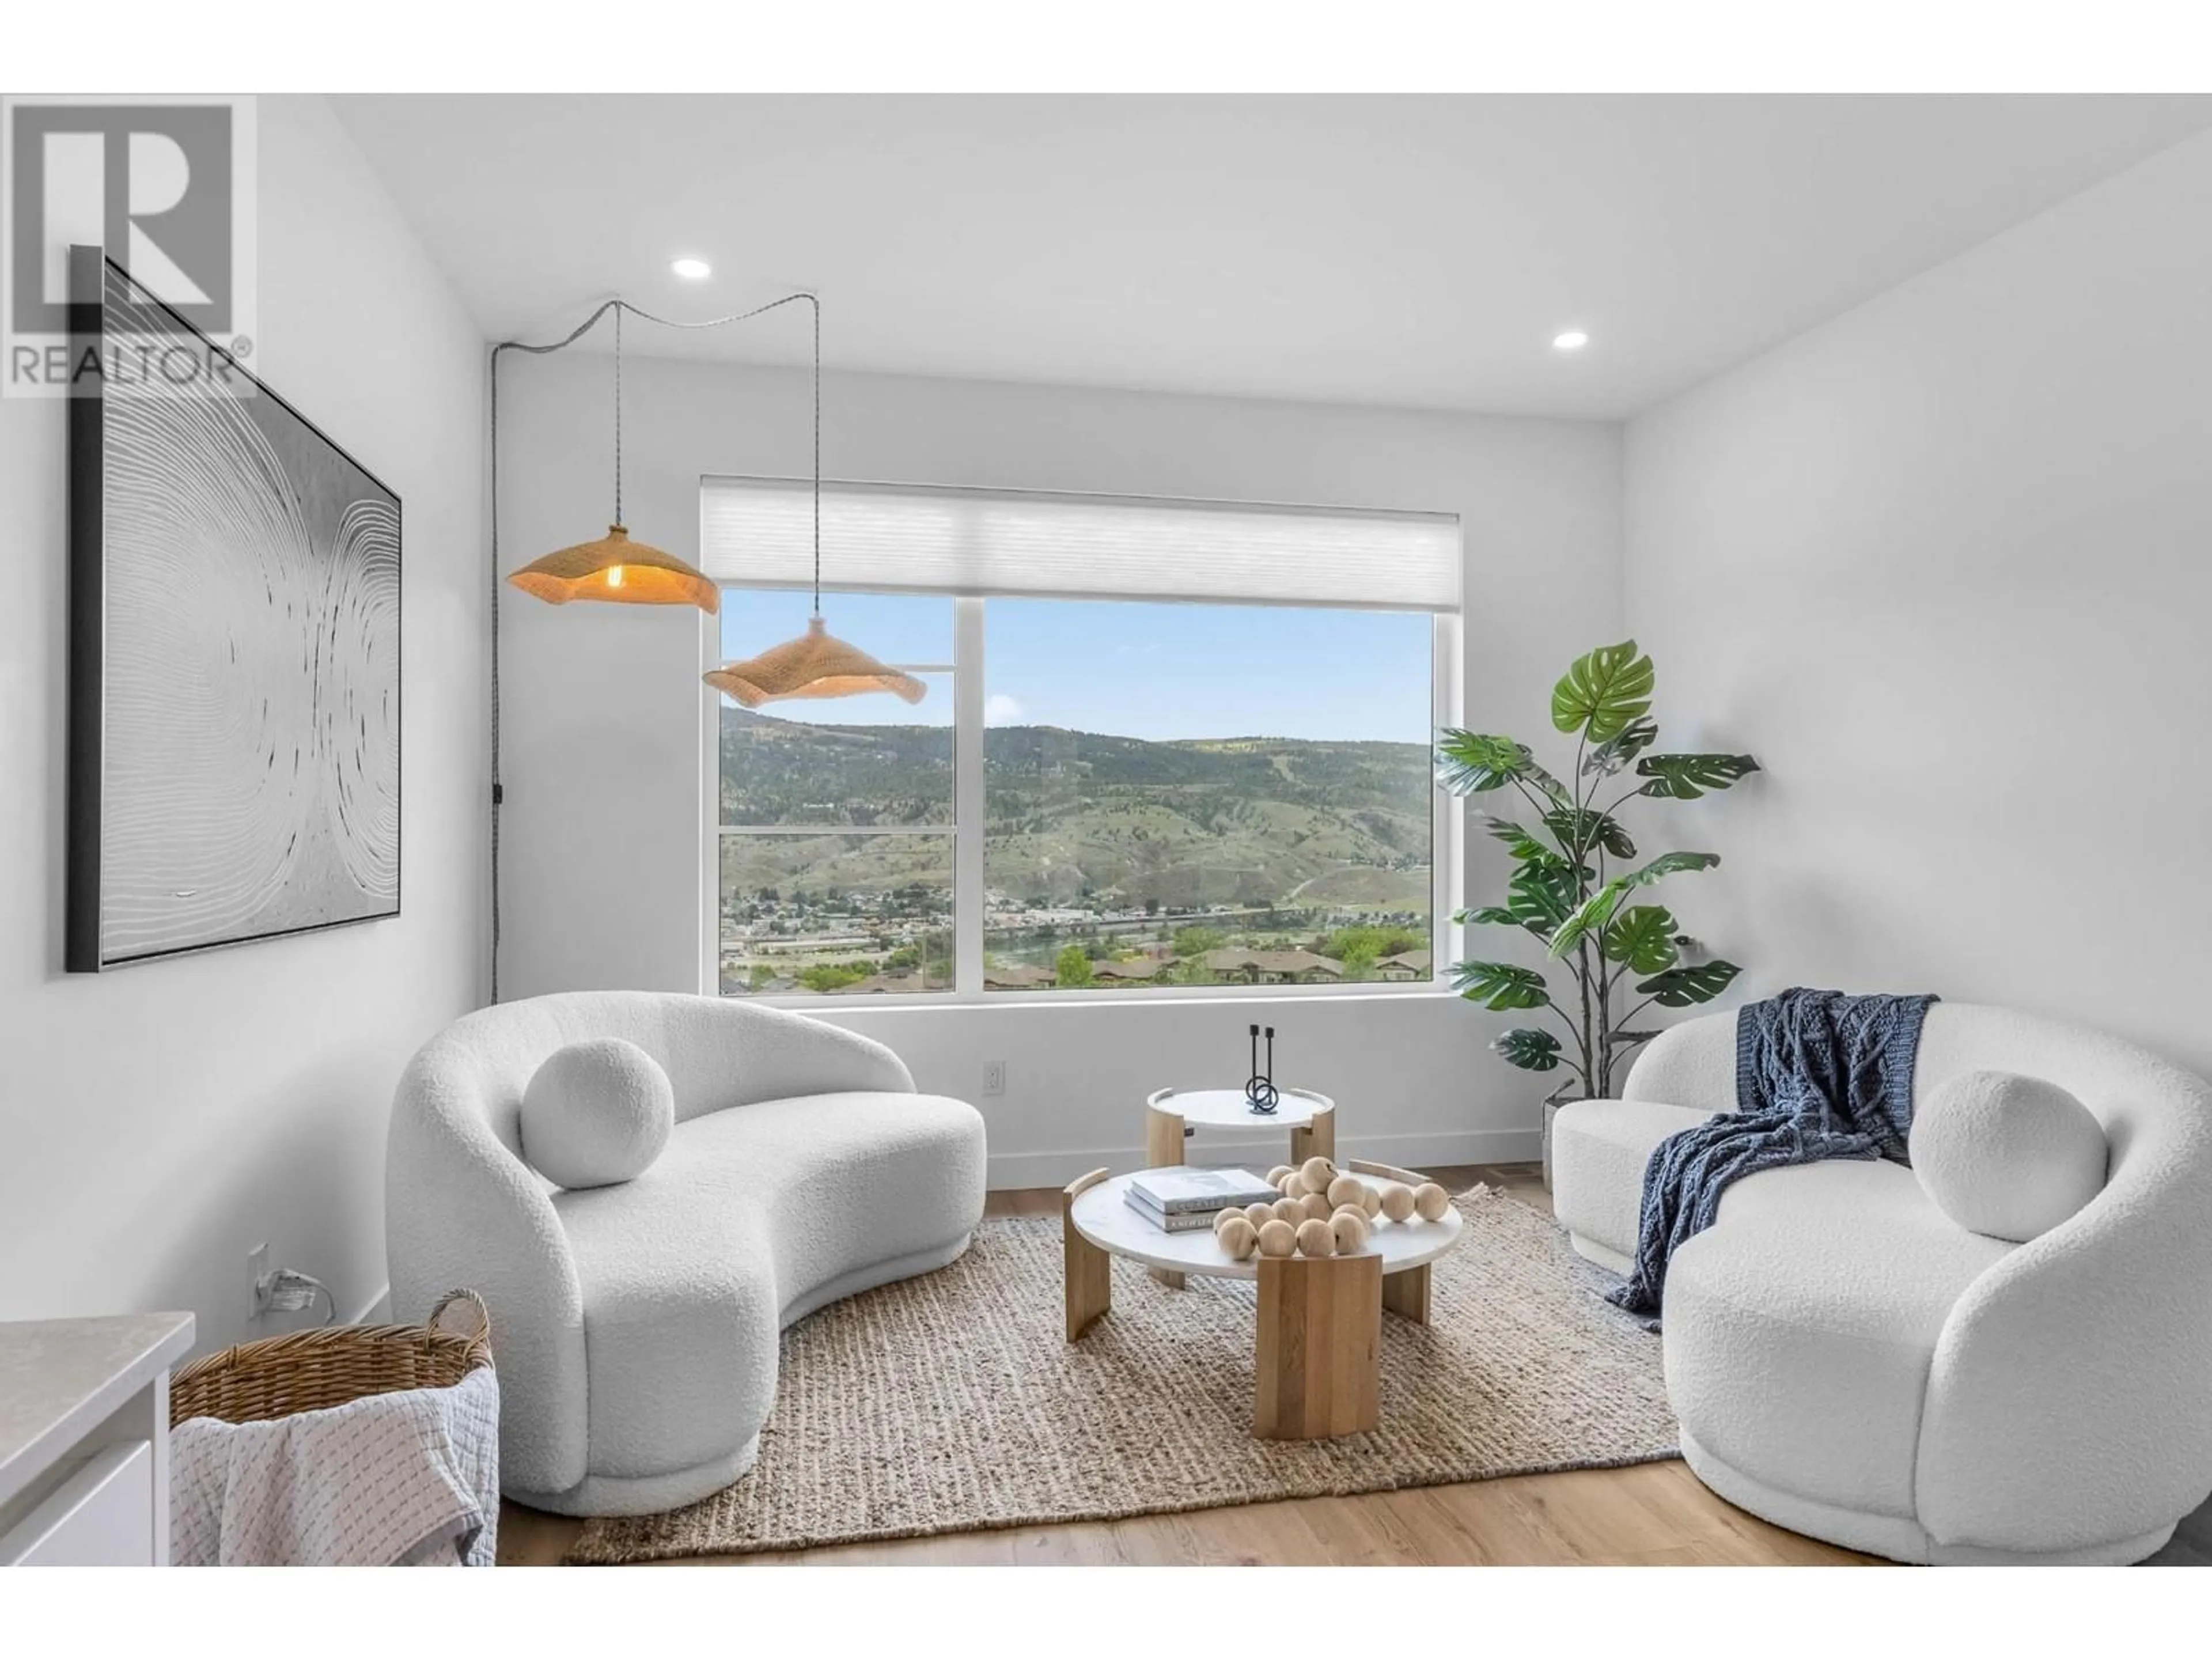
<box><xmin>719</xmin><ymin>707</ymin><xmax>1432</xmax><ymax>912</ymax></box>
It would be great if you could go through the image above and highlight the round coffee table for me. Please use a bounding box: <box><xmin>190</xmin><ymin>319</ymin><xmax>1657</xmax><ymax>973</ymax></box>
<box><xmin>1062</xmin><ymin>1162</ymin><xmax>1461</xmax><ymax>1439</ymax></box>
<box><xmin>1142</xmin><ymin>1087</ymin><xmax>1336</xmax><ymax>1289</ymax></box>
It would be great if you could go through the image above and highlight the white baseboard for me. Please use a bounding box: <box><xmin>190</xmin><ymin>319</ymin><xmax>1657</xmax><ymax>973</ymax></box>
<box><xmin>986</xmin><ymin>1127</ymin><xmax>1540</xmax><ymax>1191</ymax></box>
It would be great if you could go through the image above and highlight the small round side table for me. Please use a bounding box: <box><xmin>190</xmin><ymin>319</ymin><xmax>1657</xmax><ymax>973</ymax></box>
<box><xmin>1141</xmin><ymin>1086</ymin><xmax>1336</xmax><ymax>1288</ymax></box>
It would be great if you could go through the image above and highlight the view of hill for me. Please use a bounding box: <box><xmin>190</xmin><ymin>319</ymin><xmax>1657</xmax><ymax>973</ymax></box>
<box><xmin>717</xmin><ymin>706</ymin><xmax>1432</xmax><ymax>993</ymax></box>
<box><xmin>720</xmin><ymin>706</ymin><xmax>1430</xmax><ymax>910</ymax></box>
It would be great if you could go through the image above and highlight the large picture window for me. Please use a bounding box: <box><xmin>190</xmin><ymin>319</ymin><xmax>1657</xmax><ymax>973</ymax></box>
<box><xmin>704</xmin><ymin>480</ymin><xmax>1460</xmax><ymax>1001</ymax></box>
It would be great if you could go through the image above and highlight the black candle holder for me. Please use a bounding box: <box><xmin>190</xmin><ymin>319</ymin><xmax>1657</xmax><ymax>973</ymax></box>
<box><xmin>1244</xmin><ymin>1023</ymin><xmax>1280</xmax><ymax>1115</ymax></box>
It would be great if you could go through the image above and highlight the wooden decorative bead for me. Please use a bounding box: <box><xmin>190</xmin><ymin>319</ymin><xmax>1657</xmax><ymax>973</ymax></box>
<box><xmin>1213</xmin><ymin>1207</ymin><xmax>1243</xmax><ymax>1237</ymax></box>
<box><xmin>1244</xmin><ymin>1202</ymin><xmax>1276</xmax><ymax>1228</ymax></box>
<box><xmin>1413</xmin><ymin>1181</ymin><xmax>1450</xmax><ymax>1222</ymax></box>
<box><xmin>1278</xmin><ymin>1172</ymin><xmax>1303</xmax><ymax>1195</ymax></box>
<box><xmin>1257</xmin><ymin>1218</ymin><xmax>1298</xmax><ymax>1258</ymax></box>
<box><xmin>1295</xmin><ymin>1218</ymin><xmax>1336</xmax><ymax>1257</ymax></box>
<box><xmin>1266</xmin><ymin>1165</ymin><xmax>1295</xmax><ymax>1186</ymax></box>
<box><xmin>1298</xmin><ymin>1191</ymin><xmax>1332</xmax><ymax>1222</ymax></box>
<box><xmin>1300</xmin><ymin>1156</ymin><xmax>1336</xmax><ymax>1193</ymax></box>
<box><xmin>1380</xmin><ymin>1183</ymin><xmax>1416</xmax><ymax>1223</ymax></box>
<box><xmin>1359</xmin><ymin>1185</ymin><xmax>1382</xmax><ymax>1218</ymax></box>
<box><xmin>1218</xmin><ymin>1215</ymin><xmax>1259</xmax><ymax>1260</ymax></box>
<box><xmin>1331</xmin><ymin>1207</ymin><xmax>1370</xmax><ymax>1253</ymax></box>
<box><xmin>1272</xmin><ymin>1198</ymin><xmax>1306</xmax><ymax>1225</ymax></box>
<box><xmin>1327</xmin><ymin>1175</ymin><xmax>1365</xmax><ymax>1210</ymax></box>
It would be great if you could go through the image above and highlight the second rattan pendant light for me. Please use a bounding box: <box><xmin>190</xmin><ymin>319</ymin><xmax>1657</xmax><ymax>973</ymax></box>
<box><xmin>703</xmin><ymin>298</ymin><xmax>921</xmax><ymax>708</ymax></box>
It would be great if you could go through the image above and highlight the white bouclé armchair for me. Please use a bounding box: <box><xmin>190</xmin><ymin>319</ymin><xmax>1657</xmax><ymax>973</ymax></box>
<box><xmin>386</xmin><ymin>991</ymin><xmax>986</xmax><ymax>1517</ymax></box>
<box><xmin>1551</xmin><ymin>1002</ymin><xmax>2212</xmax><ymax>1565</ymax></box>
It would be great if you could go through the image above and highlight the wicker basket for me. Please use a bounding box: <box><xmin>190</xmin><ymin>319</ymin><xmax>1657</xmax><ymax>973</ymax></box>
<box><xmin>171</xmin><ymin>1290</ymin><xmax>492</xmax><ymax>1429</ymax></box>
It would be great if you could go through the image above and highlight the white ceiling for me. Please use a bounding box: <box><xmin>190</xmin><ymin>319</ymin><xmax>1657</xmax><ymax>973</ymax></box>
<box><xmin>336</xmin><ymin>94</ymin><xmax>2212</xmax><ymax>420</ymax></box>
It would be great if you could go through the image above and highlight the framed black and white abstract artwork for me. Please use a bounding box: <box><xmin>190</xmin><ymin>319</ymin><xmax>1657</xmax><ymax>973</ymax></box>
<box><xmin>66</xmin><ymin>247</ymin><xmax>402</xmax><ymax>970</ymax></box>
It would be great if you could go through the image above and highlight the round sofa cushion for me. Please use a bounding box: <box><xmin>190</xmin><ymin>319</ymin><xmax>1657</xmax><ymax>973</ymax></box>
<box><xmin>521</xmin><ymin>1037</ymin><xmax>675</xmax><ymax>1190</ymax></box>
<box><xmin>1910</xmin><ymin>1069</ymin><xmax>2107</xmax><ymax>1243</ymax></box>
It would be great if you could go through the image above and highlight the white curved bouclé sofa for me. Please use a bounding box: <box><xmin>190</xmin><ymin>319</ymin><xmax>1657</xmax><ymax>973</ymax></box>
<box><xmin>387</xmin><ymin>991</ymin><xmax>986</xmax><ymax>1517</ymax></box>
<box><xmin>1552</xmin><ymin>1002</ymin><xmax>2212</xmax><ymax>1565</ymax></box>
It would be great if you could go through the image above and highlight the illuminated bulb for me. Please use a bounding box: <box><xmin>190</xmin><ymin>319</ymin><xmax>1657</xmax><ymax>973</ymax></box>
<box><xmin>671</xmin><ymin>257</ymin><xmax>712</xmax><ymax>281</ymax></box>
<box><xmin>1552</xmin><ymin>329</ymin><xmax>1590</xmax><ymax>351</ymax></box>
<box><xmin>606</xmin><ymin>565</ymin><xmax>625</xmax><ymax>589</ymax></box>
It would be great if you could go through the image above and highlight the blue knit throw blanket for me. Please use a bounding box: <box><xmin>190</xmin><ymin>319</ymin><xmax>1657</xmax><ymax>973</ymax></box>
<box><xmin>1608</xmin><ymin>987</ymin><xmax>1938</xmax><ymax>1318</ymax></box>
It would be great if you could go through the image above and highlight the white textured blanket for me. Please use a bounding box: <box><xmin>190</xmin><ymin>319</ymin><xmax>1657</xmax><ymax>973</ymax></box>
<box><xmin>172</xmin><ymin>1366</ymin><xmax>499</xmax><ymax>1566</ymax></box>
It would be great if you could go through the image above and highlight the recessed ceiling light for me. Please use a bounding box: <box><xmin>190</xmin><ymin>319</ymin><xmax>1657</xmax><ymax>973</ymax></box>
<box><xmin>1552</xmin><ymin>329</ymin><xmax>1590</xmax><ymax>351</ymax></box>
<box><xmin>671</xmin><ymin>257</ymin><xmax>713</xmax><ymax>281</ymax></box>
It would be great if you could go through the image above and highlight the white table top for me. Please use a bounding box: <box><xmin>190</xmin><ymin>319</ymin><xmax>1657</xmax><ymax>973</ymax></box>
<box><xmin>0</xmin><ymin>1312</ymin><xmax>195</xmax><ymax>1511</ymax></box>
<box><xmin>1147</xmin><ymin>1086</ymin><xmax>1334</xmax><ymax>1131</ymax></box>
<box><xmin>1071</xmin><ymin>1169</ymin><xmax>1460</xmax><ymax>1282</ymax></box>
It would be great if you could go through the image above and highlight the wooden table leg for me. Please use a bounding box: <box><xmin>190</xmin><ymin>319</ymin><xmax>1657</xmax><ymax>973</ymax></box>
<box><xmin>1381</xmin><ymin>1262</ymin><xmax>1431</xmax><ymax>1325</ymax></box>
<box><xmin>1144</xmin><ymin>1105</ymin><xmax>1188</xmax><ymax>1289</ymax></box>
<box><xmin>1063</xmin><ymin>1168</ymin><xmax>1112</xmax><ymax>1341</ymax></box>
<box><xmin>1291</xmin><ymin>1100</ymin><xmax>1335</xmax><ymax>1167</ymax></box>
<box><xmin>1253</xmin><ymin>1251</ymin><xmax>1381</xmax><ymax>1439</ymax></box>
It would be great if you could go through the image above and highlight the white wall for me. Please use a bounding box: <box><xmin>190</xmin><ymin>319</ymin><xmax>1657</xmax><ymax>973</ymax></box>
<box><xmin>497</xmin><ymin>355</ymin><xmax>1622</xmax><ymax>1181</ymax></box>
<box><xmin>1624</xmin><ymin>130</ymin><xmax>2212</xmax><ymax>1081</ymax></box>
<box><xmin>0</xmin><ymin>97</ymin><xmax>488</xmax><ymax>1344</ymax></box>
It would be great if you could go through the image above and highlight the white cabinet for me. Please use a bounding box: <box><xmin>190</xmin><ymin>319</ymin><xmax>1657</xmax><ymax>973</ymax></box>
<box><xmin>0</xmin><ymin>1312</ymin><xmax>193</xmax><ymax>1567</ymax></box>
<box><xmin>1</xmin><ymin>1442</ymin><xmax>156</xmax><ymax>1566</ymax></box>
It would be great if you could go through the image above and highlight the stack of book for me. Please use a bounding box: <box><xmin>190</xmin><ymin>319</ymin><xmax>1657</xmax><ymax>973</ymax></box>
<box><xmin>1126</xmin><ymin>1167</ymin><xmax>1281</xmax><ymax>1232</ymax></box>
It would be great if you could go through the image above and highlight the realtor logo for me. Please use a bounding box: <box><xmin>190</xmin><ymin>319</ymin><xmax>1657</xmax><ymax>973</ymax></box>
<box><xmin>2</xmin><ymin>94</ymin><xmax>256</xmax><ymax>396</ymax></box>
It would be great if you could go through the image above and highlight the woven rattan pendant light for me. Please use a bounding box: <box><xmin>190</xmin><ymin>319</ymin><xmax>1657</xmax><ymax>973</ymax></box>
<box><xmin>507</xmin><ymin>305</ymin><xmax>718</xmax><ymax>613</ymax></box>
<box><xmin>703</xmin><ymin>300</ymin><xmax>920</xmax><ymax>707</ymax></box>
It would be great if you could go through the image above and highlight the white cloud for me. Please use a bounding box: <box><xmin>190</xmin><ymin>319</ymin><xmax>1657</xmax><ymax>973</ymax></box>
<box><xmin>983</xmin><ymin>692</ymin><xmax>1024</xmax><ymax>726</ymax></box>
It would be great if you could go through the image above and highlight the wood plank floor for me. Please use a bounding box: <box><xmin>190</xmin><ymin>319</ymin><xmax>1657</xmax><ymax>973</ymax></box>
<box><xmin>499</xmin><ymin>1164</ymin><xmax>2212</xmax><ymax>1566</ymax></box>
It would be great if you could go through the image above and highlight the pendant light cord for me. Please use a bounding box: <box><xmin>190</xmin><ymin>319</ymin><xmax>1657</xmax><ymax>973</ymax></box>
<box><xmin>613</xmin><ymin>302</ymin><xmax>623</xmax><ymax>527</ymax></box>
<box><xmin>486</xmin><ymin>287</ymin><xmax>820</xmax><ymax>1002</ymax></box>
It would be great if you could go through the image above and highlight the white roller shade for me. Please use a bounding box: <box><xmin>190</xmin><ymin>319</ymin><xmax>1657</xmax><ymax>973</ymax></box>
<box><xmin>699</xmin><ymin>476</ymin><xmax>1461</xmax><ymax>612</ymax></box>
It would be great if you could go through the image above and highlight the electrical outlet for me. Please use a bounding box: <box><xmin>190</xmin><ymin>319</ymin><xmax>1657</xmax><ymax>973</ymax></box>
<box><xmin>982</xmin><ymin>1060</ymin><xmax>1006</xmax><ymax>1098</ymax></box>
<box><xmin>247</xmin><ymin>1241</ymin><xmax>270</xmax><ymax>1320</ymax></box>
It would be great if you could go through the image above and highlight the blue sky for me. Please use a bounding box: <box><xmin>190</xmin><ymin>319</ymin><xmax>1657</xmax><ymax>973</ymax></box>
<box><xmin>717</xmin><ymin>591</ymin><xmax>1433</xmax><ymax>744</ymax></box>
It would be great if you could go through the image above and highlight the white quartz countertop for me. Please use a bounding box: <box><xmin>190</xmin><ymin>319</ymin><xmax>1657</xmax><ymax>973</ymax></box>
<box><xmin>0</xmin><ymin>1312</ymin><xmax>195</xmax><ymax>1510</ymax></box>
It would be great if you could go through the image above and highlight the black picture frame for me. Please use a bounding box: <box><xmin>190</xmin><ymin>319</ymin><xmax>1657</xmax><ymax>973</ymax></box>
<box><xmin>66</xmin><ymin>246</ymin><xmax>403</xmax><ymax>971</ymax></box>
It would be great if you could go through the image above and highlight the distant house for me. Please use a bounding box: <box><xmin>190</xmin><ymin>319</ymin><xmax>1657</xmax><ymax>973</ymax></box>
<box><xmin>1373</xmin><ymin>950</ymin><xmax>1433</xmax><ymax>982</ymax></box>
<box><xmin>1091</xmin><ymin>957</ymin><xmax>1168</xmax><ymax>983</ymax></box>
<box><xmin>830</xmin><ymin>967</ymin><xmax>930</xmax><ymax>996</ymax></box>
<box><xmin>983</xmin><ymin>964</ymin><xmax>1056</xmax><ymax>990</ymax></box>
<box><xmin>1202</xmin><ymin>948</ymin><xmax>1343</xmax><ymax>985</ymax></box>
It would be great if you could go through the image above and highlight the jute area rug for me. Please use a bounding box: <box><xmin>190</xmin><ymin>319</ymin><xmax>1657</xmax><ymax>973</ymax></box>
<box><xmin>568</xmin><ymin>1185</ymin><xmax>1675</xmax><ymax>1563</ymax></box>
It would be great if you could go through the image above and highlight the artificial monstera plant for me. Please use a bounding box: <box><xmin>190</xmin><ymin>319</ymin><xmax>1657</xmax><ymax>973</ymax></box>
<box><xmin>1437</xmin><ymin>641</ymin><xmax>1758</xmax><ymax>1101</ymax></box>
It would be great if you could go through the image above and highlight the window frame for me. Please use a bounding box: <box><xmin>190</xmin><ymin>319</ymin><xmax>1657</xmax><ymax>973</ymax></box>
<box><xmin>700</xmin><ymin>596</ymin><xmax>1463</xmax><ymax>1006</ymax></box>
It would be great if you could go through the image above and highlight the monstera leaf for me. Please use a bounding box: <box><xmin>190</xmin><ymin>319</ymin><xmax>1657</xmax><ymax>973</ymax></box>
<box><xmin>1550</xmin><ymin>641</ymin><xmax>1655</xmax><ymax>743</ymax></box>
<box><xmin>1494</xmin><ymin>1028</ymin><xmax>1563</xmax><ymax>1072</ymax></box>
<box><xmin>1638</xmin><ymin>752</ymin><xmax>1762</xmax><ymax>800</ymax></box>
<box><xmin>1459</xmin><ymin>905</ymin><xmax>1521</xmax><ymax>928</ymax></box>
<box><xmin>1543</xmin><ymin>806</ymin><xmax>1636</xmax><ymax>861</ymax></box>
<box><xmin>1548</xmin><ymin>851</ymin><xmax>1721</xmax><ymax>957</ymax></box>
<box><xmin>1601</xmin><ymin>905</ymin><xmax>1679</xmax><ymax>974</ymax></box>
<box><xmin>1624</xmin><ymin>850</ymin><xmax>1721</xmax><ymax>883</ymax></box>
<box><xmin>1436</xmin><ymin>732</ymin><xmax>1564</xmax><ymax>800</ymax></box>
<box><xmin>1452</xmin><ymin>960</ymin><xmax>1551</xmax><ymax>1011</ymax></box>
<box><xmin>1635</xmin><ymin>960</ymin><xmax>1742</xmax><ymax>1007</ymax></box>
<box><xmin>1483</xmin><ymin>816</ymin><xmax>1559</xmax><ymax>867</ymax></box>
<box><xmin>1506</xmin><ymin>861</ymin><xmax>1579</xmax><ymax>933</ymax></box>
<box><xmin>1584</xmin><ymin>715</ymin><xmax>1659</xmax><ymax>777</ymax></box>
